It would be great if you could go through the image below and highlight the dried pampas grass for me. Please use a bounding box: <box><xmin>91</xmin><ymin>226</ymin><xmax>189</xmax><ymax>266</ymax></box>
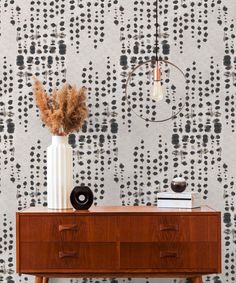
<box><xmin>33</xmin><ymin>79</ymin><xmax>88</xmax><ymax>136</ymax></box>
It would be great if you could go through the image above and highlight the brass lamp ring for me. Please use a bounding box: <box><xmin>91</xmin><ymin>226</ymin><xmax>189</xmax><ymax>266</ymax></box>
<box><xmin>125</xmin><ymin>58</ymin><xmax>188</xmax><ymax>123</ymax></box>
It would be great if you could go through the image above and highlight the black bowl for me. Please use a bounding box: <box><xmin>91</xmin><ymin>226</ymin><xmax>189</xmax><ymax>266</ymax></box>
<box><xmin>171</xmin><ymin>178</ymin><xmax>187</xmax><ymax>193</ymax></box>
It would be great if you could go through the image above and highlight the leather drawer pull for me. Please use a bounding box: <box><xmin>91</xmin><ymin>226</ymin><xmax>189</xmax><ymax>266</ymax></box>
<box><xmin>159</xmin><ymin>224</ymin><xmax>179</xmax><ymax>231</ymax></box>
<box><xmin>59</xmin><ymin>251</ymin><xmax>77</xmax><ymax>258</ymax></box>
<box><xmin>58</xmin><ymin>224</ymin><xmax>78</xmax><ymax>232</ymax></box>
<box><xmin>160</xmin><ymin>251</ymin><xmax>178</xmax><ymax>258</ymax></box>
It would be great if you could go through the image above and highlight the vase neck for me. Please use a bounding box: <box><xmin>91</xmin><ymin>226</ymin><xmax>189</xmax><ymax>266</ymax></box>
<box><xmin>52</xmin><ymin>136</ymin><xmax>68</xmax><ymax>145</ymax></box>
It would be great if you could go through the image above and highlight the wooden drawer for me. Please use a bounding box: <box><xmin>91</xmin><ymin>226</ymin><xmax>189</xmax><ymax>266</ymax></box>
<box><xmin>120</xmin><ymin>242</ymin><xmax>218</xmax><ymax>270</ymax></box>
<box><xmin>19</xmin><ymin>215</ymin><xmax>118</xmax><ymax>242</ymax></box>
<box><xmin>119</xmin><ymin>215</ymin><xmax>218</xmax><ymax>242</ymax></box>
<box><xmin>19</xmin><ymin>242</ymin><xmax>117</xmax><ymax>271</ymax></box>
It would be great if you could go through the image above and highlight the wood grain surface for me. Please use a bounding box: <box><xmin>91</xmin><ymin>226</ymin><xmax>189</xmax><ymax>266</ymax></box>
<box><xmin>16</xmin><ymin>206</ymin><xmax>221</xmax><ymax>282</ymax></box>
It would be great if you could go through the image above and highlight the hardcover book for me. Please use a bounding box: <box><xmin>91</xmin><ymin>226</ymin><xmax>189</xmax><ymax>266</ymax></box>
<box><xmin>157</xmin><ymin>192</ymin><xmax>201</xmax><ymax>208</ymax></box>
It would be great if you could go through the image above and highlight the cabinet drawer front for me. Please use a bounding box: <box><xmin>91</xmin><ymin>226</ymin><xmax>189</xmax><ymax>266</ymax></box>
<box><xmin>119</xmin><ymin>215</ymin><xmax>218</xmax><ymax>242</ymax></box>
<box><xmin>121</xmin><ymin>243</ymin><xmax>158</xmax><ymax>268</ymax></box>
<box><xmin>20</xmin><ymin>242</ymin><xmax>117</xmax><ymax>271</ymax></box>
<box><xmin>120</xmin><ymin>243</ymin><xmax>218</xmax><ymax>270</ymax></box>
<box><xmin>19</xmin><ymin>215</ymin><xmax>118</xmax><ymax>242</ymax></box>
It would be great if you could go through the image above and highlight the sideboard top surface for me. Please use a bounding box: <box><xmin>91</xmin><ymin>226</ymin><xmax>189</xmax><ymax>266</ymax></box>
<box><xmin>17</xmin><ymin>205</ymin><xmax>219</xmax><ymax>215</ymax></box>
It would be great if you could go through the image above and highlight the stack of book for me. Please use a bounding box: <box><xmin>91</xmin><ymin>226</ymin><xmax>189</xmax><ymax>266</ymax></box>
<box><xmin>157</xmin><ymin>192</ymin><xmax>201</xmax><ymax>209</ymax></box>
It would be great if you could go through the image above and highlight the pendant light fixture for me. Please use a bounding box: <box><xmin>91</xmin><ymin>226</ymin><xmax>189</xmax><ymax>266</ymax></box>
<box><xmin>151</xmin><ymin>0</ymin><xmax>164</xmax><ymax>103</ymax></box>
<box><xmin>125</xmin><ymin>0</ymin><xmax>187</xmax><ymax>123</ymax></box>
<box><xmin>151</xmin><ymin>61</ymin><xmax>164</xmax><ymax>102</ymax></box>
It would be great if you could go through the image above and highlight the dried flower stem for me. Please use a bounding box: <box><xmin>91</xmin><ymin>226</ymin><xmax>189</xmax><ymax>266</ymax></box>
<box><xmin>33</xmin><ymin>78</ymin><xmax>88</xmax><ymax>136</ymax></box>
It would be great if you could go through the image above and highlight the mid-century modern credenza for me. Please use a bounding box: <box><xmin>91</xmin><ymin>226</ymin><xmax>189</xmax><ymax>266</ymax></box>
<box><xmin>16</xmin><ymin>206</ymin><xmax>221</xmax><ymax>283</ymax></box>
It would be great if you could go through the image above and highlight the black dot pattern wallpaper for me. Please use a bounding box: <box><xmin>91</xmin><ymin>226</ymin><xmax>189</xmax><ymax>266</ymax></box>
<box><xmin>0</xmin><ymin>0</ymin><xmax>235</xmax><ymax>282</ymax></box>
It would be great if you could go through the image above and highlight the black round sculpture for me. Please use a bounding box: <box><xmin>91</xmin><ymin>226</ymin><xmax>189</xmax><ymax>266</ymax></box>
<box><xmin>70</xmin><ymin>186</ymin><xmax>94</xmax><ymax>210</ymax></box>
<box><xmin>171</xmin><ymin>177</ymin><xmax>187</xmax><ymax>193</ymax></box>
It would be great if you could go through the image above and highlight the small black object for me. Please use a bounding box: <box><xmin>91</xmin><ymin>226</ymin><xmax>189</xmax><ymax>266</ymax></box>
<box><xmin>171</xmin><ymin>177</ymin><xmax>187</xmax><ymax>193</ymax></box>
<box><xmin>70</xmin><ymin>186</ymin><xmax>94</xmax><ymax>210</ymax></box>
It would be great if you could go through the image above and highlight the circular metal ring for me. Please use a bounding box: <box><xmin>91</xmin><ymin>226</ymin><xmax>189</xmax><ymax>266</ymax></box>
<box><xmin>125</xmin><ymin>59</ymin><xmax>188</xmax><ymax>123</ymax></box>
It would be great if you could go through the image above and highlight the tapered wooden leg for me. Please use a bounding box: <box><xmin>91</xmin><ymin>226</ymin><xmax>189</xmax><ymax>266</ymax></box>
<box><xmin>35</xmin><ymin>276</ymin><xmax>43</xmax><ymax>283</ymax></box>
<box><xmin>190</xmin><ymin>277</ymin><xmax>203</xmax><ymax>283</ymax></box>
<box><xmin>42</xmin><ymin>278</ymin><xmax>49</xmax><ymax>283</ymax></box>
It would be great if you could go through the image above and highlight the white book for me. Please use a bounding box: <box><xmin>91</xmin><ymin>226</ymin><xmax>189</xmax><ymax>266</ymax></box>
<box><xmin>157</xmin><ymin>192</ymin><xmax>201</xmax><ymax>209</ymax></box>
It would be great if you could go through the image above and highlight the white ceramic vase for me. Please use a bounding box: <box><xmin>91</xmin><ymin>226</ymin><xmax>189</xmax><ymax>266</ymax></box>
<box><xmin>47</xmin><ymin>136</ymin><xmax>73</xmax><ymax>209</ymax></box>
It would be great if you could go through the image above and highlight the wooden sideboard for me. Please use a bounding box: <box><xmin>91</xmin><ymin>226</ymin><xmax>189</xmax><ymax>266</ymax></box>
<box><xmin>16</xmin><ymin>206</ymin><xmax>221</xmax><ymax>283</ymax></box>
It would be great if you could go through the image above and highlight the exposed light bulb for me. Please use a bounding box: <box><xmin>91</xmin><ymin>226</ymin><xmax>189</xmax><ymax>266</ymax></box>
<box><xmin>151</xmin><ymin>80</ymin><xmax>164</xmax><ymax>102</ymax></box>
<box><xmin>151</xmin><ymin>61</ymin><xmax>164</xmax><ymax>102</ymax></box>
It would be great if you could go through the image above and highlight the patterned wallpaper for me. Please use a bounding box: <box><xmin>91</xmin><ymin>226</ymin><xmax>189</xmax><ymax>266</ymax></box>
<box><xmin>0</xmin><ymin>0</ymin><xmax>235</xmax><ymax>282</ymax></box>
